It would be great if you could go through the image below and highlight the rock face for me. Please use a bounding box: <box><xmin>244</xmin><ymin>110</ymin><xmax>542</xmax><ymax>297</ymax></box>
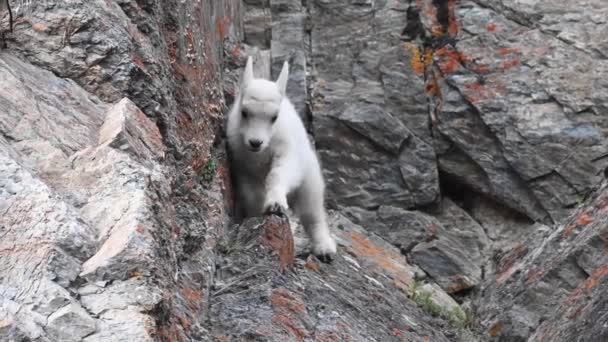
<box><xmin>0</xmin><ymin>54</ymin><xmax>164</xmax><ymax>340</ymax></box>
<box><xmin>1</xmin><ymin>1</ymin><xmax>241</xmax><ymax>341</ymax></box>
<box><xmin>1</xmin><ymin>0</ymin><xmax>607</xmax><ymax>341</ymax></box>
<box><xmin>479</xmin><ymin>183</ymin><xmax>608</xmax><ymax>341</ymax></box>
<box><xmin>310</xmin><ymin>0</ymin><xmax>441</xmax><ymax>211</ymax></box>
<box><xmin>210</xmin><ymin>213</ymin><xmax>456</xmax><ymax>341</ymax></box>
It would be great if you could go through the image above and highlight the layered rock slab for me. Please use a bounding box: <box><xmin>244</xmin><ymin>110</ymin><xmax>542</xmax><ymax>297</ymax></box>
<box><xmin>309</xmin><ymin>0</ymin><xmax>440</xmax><ymax>212</ymax></box>
<box><xmin>426</xmin><ymin>0</ymin><xmax>608</xmax><ymax>222</ymax></box>
<box><xmin>209</xmin><ymin>213</ymin><xmax>461</xmax><ymax>341</ymax></box>
<box><xmin>0</xmin><ymin>54</ymin><xmax>167</xmax><ymax>341</ymax></box>
<box><xmin>477</xmin><ymin>182</ymin><xmax>608</xmax><ymax>341</ymax></box>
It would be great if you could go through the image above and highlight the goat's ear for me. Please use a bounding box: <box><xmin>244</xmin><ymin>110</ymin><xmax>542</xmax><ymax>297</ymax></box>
<box><xmin>240</xmin><ymin>56</ymin><xmax>254</xmax><ymax>91</ymax></box>
<box><xmin>276</xmin><ymin>60</ymin><xmax>289</xmax><ymax>96</ymax></box>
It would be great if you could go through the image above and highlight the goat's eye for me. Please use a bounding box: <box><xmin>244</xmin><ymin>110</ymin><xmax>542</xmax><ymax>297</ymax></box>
<box><xmin>271</xmin><ymin>115</ymin><xmax>278</xmax><ymax>123</ymax></box>
<box><xmin>241</xmin><ymin>110</ymin><xmax>248</xmax><ymax>119</ymax></box>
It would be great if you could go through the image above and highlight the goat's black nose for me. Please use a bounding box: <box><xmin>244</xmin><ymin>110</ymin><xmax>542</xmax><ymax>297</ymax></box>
<box><xmin>249</xmin><ymin>139</ymin><xmax>263</xmax><ymax>148</ymax></box>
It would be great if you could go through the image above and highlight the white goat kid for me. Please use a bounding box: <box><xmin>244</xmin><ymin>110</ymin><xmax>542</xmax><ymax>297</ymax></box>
<box><xmin>226</xmin><ymin>57</ymin><xmax>337</xmax><ymax>261</ymax></box>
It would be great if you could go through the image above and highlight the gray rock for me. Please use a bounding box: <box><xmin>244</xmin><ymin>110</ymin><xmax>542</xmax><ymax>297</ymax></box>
<box><xmin>243</xmin><ymin>0</ymin><xmax>272</xmax><ymax>48</ymax></box>
<box><xmin>98</xmin><ymin>98</ymin><xmax>165</xmax><ymax>163</ymax></box>
<box><xmin>46</xmin><ymin>303</ymin><xmax>97</xmax><ymax>342</ymax></box>
<box><xmin>209</xmin><ymin>213</ymin><xmax>458</xmax><ymax>341</ymax></box>
<box><xmin>0</xmin><ymin>54</ymin><xmax>167</xmax><ymax>341</ymax></box>
<box><xmin>315</xmin><ymin>110</ymin><xmax>440</xmax><ymax>211</ymax></box>
<box><xmin>432</xmin><ymin>71</ymin><xmax>551</xmax><ymax>223</ymax></box>
<box><xmin>77</xmin><ymin>98</ymin><xmax>166</xmax><ymax>283</ymax></box>
<box><xmin>83</xmin><ymin>309</ymin><xmax>156</xmax><ymax>342</ymax></box>
<box><xmin>309</xmin><ymin>0</ymin><xmax>440</xmax><ymax>212</ymax></box>
<box><xmin>435</xmin><ymin>199</ymin><xmax>491</xmax><ymax>271</ymax></box>
<box><xmin>342</xmin><ymin>205</ymin><xmax>439</xmax><ymax>254</ymax></box>
<box><xmin>338</xmin><ymin>103</ymin><xmax>409</xmax><ymax>155</ymax></box>
<box><xmin>411</xmin><ymin>238</ymin><xmax>481</xmax><ymax>294</ymax></box>
<box><xmin>477</xmin><ymin>182</ymin><xmax>608</xmax><ymax>340</ymax></box>
<box><xmin>420</xmin><ymin>283</ymin><xmax>462</xmax><ymax>314</ymax></box>
<box><xmin>0</xmin><ymin>143</ymin><xmax>96</xmax><ymax>341</ymax></box>
<box><xmin>3</xmin><ymin>0</ymin><xmax>608</xmax><ymax>340</ymax></box>
<box><xmin>344</xmin><ymin>200</ymin><xmax>489</xmax><ymax>294</ymax></box>
<box><xmin>271</xmin><ymin>0</ymin><xmax>309</xmax><ymax>121</ymax></box>
<box><xmin>430</xmin><ymin>1</ymin><xmax>607</xmax><ymax>222</ymax></box>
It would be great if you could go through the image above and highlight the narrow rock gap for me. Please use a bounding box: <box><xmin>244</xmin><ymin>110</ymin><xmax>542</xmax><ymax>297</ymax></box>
<box><xmin>303</xmin><ymin>0</ymin><xmax>315</xmax><ymax>136</ymax></box>
<box><xmin>438</xmin><ymin>170</ymin><xmax>478</xmax><ymax>213</ymax></box>
<box><xmin>442</xmin><ymin>81</ymin><xmax>553</xmax><ymax>223</ymax></box>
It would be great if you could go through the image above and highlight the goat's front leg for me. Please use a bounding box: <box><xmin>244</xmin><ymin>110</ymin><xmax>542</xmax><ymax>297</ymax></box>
<box><xmin>263</xmin><ymin>158</ymin><xmax>299</xmax><ymax>215</ymax></box>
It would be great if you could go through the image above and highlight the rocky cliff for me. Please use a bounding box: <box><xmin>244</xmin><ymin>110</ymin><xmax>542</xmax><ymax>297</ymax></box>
<box><xmin>0</xmin><ymin>0</ymin><xmax>606</xmax><ymax>341</ymax></box>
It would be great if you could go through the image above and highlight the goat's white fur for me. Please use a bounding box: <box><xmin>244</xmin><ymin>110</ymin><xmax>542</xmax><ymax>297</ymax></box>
<box><xmin>227</xmin><ymin>57</ymin><xmax>337</xmax><ymax>257</ymax></box>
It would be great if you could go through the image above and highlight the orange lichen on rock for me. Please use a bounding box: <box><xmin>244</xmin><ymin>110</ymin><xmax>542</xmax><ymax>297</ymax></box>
<box><xmin>447</xmin><ymin>0</ymin><xmax>460</xmax><ymax>37</ymax></box>
<box><xmin>487</xmin><ymin>23</ymin><xmax>497</xmax><ymax>32</ymax></box>
<box><xmin>583</xmin><ymin>266</ymin><xmax>608</xmax><ymax>290</ymax></box>
<box><xmin>270</xmin><ymin>289</ymin><xmax>306</xmax><ymax>315</ymax></box>
<box><xmin>350</xmin><ymin>233</ymin><xmax>401</xmax><ymax>266</ymax></box>
<box><xmin>351</xmin><ymin>232</ymin><xmax>413</xmax><ymax>293</ymax></box>
<box><xmin>432</xmin><ymin>25</ymin><xmax>445</xmax><ymax>38</ymax></box>
<box><xmin>463</xmin><ymin>79</ymin><xmax>508</xmax><ymax>104</ymax></box>
<box><xmin>473</xmin><ymin>64</ymin><xmax>490</xmax><ymax>74</ymax></box>
<box><xmin>420</xmin><ymin>0</ymin><xmax>459</xmax><ymax>38</ymax></box>
<box><xmin>425</xmin><ymin>50</ymin><xmax>434</xmax><ymax>67</ymax></box>
<box><xmin>217</xmin><ymin>17</ymin><xmax>229</xmax><ymax>40</ymax></box>
<box><xmin>438</xmin><ymin>56</ymin><xmax>462</xmax><ymax>73</ymax></box>
<box><xmin>465</xmin><ymin>82</ymin><xmax>484</xmax><ymax>93</ymax></box>
<box><xmin>489</xmin><ymin>322</ymin><xmax>504</xmax><ymax>337</ymax></box>
<box><xmin>404</xmin><ymin>43</ymin><xmax>433</xmax><ymax>75</ymax></box>
<box><xmin>349</xmin><ymin>232</ymin><xmax>413</xmax><ymax>291</ymax></box>
<box><xmin>132</xmin><ymin>54</ymin><xmax>146</xmax><ymax>69</ymax></box>
<box><xmin>305</xmin><ymin>260</ymin><xmax>321</xmax><ymax>273</ymax></box>
<box><xmin>577</xmin><ymin>212</ymin><xmax>594</xmax><ymax>226</ymax></box>
<box><xmin>270</xmin><ymin>289</ymin><xmax>310</xmax><ymax>339</ymax></box>
<box><xmin>499</xmin><ymin>244</ymin><xmax>527</xmax><ymax>271</ymax></box>
<box><xmin>421</xmin><ymin>0</ymin><xmax>438</xmax><ymax>24</ymax></box>
<box><xmin>563</xmin><ymin>224</ymin><xmax>577</xmax><ymax>237</ymax></box>
<box><xmin>463</xmin><ymin>82</ymin><xmax>489</xmax><ymax>104</ymax></box>
<box><xmin>391</xmin><ymin>328</ymin><xmax>405</xmax><ymax>337</ymax></box>
<box><xmin>32</xmin><ymin>23</ymin><xmax>48</xmax><ymax>32</ymax></box>
<box><xmin>501</xmin><ymin>59</ymin><xmax>521</xmax><ymax>71</ymax></box>
<box><xmin>218</xmin><ymin>162</ymin><xmax>235</xmax><ymax>213</ymax></box>
<box><xmin>499</xmin><ymin>47</ymin><xmax>522</xmax><ymax>55</ymax></box>
<box><xmin>263</xmin><ymin>216</ymin><xmax>295</xmax><ymax>272</ymax></box>
<box><xmin>272</xmin><ymin>314</ymin><xmax>310</xmax><ymax>341</ymax></box>
<box><xmin>566</xmin><ymin>266</ymin><xmax>608</xmax><ymax>307</ymax></box>
<box><xmin>180</xmin><ymin>288</ymin><xmax>203</xmax><ymax>310</ymax></box>
<box><xmin>564</xmin><ymin>212</ymin><xmax>594</xmax><ymax>237</ymax></box>
<box><xmin>435</xmin><ymin>47</ymin><xmax>470</xmax><ymax>74</ymax></box>
<box><xmin>496</xmin><ymin>264</ymin><xmax>519</xmax><ymax>285</ymax></box>
<box><xmin>526</xmin><ymin>269</ymin><xmax>545</xmax><ymax>285</ymax></box>
<box><xmin>425</xmin><ymin>78</ymin><xmax>440</xmax><ymax>96</ymax></box>
<box><xmin>410</xmin><ymin>47</ymin><xmax>426</xmax><ymax>74</ymax></box>
<box><xmin>178</xmin><ymin>315</ymin><xmax>192</xmax><ymax>330</ymax></box>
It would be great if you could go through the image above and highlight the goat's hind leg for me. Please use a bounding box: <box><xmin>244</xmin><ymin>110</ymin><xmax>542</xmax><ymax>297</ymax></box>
<box><xmin>293</xmin><ymin>176</ymin><xmax>336</xmax><ymax>262</ymax></box>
